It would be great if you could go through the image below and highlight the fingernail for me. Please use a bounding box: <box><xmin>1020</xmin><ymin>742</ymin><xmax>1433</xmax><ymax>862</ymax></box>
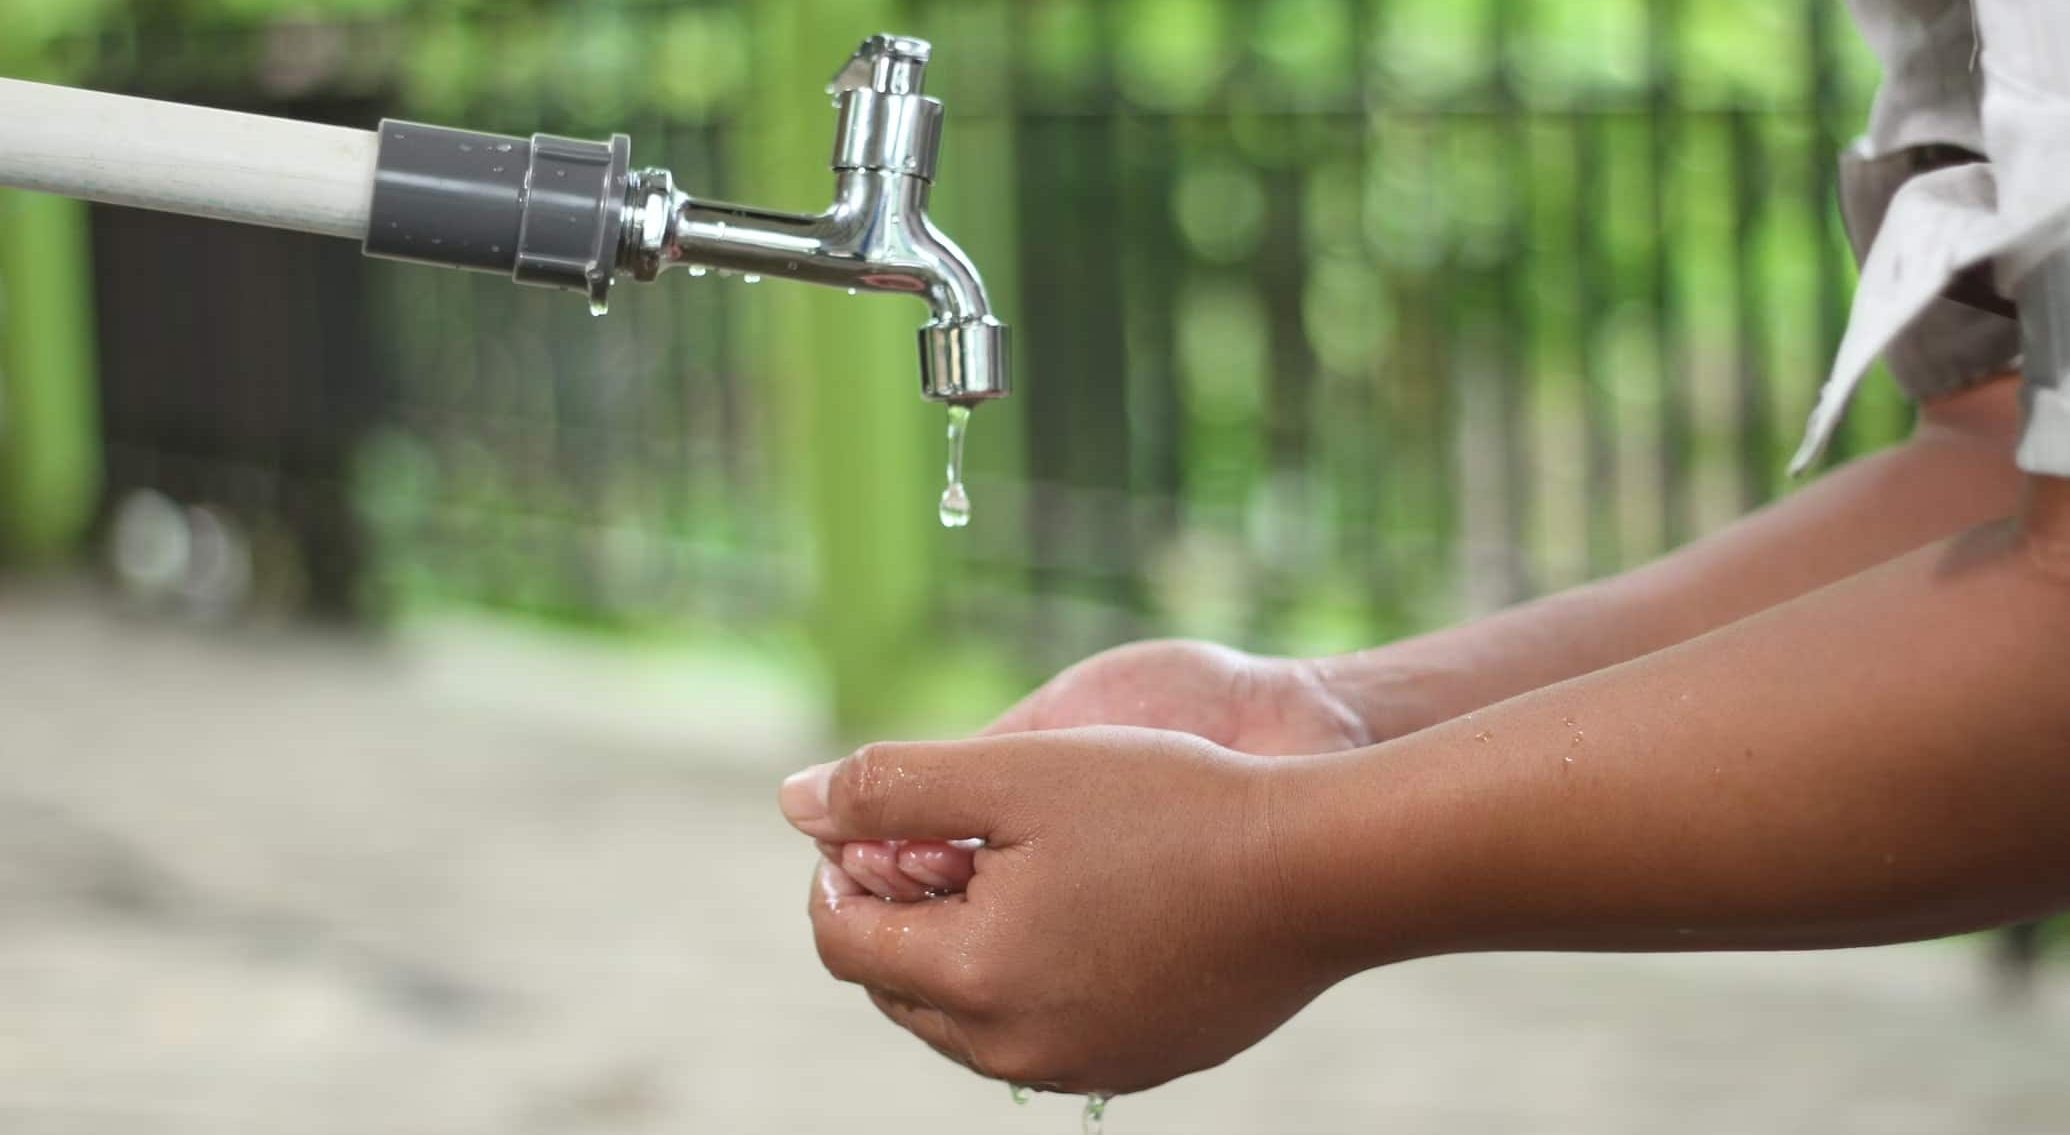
<box><xmin>843</xmin><ymin>844</ymin><xmax>898</xmax><ymax>900</ymax></box>
<box><xmin>781</xmin><ymin>762</ymin><xmax>835</xmax><ymax>828</ymax></box>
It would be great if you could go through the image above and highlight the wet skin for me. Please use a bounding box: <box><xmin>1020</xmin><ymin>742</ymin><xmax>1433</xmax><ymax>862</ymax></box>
<box><xmin>787</xmin><ymin>380</ymin><xmax>2070</xmax><ymax>1093</ymax></box>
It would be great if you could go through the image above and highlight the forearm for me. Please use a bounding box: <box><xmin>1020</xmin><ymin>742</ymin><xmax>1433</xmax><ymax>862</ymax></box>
<box><xmin>1285</xmin><ymin>479</ymin><xmax>2070</xmax><ymax>968</ymax></box>
<box><xmin>1314</xmin><ymin>379</ymin><xmax>2024</xmax><ymax>739</ymax></box>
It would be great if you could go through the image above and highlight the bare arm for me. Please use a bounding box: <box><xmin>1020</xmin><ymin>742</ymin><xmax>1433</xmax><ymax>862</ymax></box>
<box><xmin>1314</xmin><ymin>377</ymin><xmax>2027</xmax><ymax>739</ymax></box>
<box><xmin>784</xmin><ymin>474</ymin><xmax>2070</xmax><ymax>1096</ymax></box>
<box><xmin>1287</xmin><ymin>473</ymin><xmax>2070</xmax><ymax>965</ymax></box>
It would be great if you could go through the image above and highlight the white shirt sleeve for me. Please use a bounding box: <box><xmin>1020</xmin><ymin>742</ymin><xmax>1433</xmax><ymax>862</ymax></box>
<box><xmin>1798</xmin><ymin>0</ymin><xmax>2070</xmax><ymax>476</ymax></box>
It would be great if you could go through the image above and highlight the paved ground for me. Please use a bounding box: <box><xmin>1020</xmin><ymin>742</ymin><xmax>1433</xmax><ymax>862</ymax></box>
<box><xmin>1</xmin><ymin>586</ymin><xmax>2067</xmax><ymax>1135</ymax></box>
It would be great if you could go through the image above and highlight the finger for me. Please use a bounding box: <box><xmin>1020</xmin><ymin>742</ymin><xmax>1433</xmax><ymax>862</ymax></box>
<box><xmin>838</xmin><ymin>842</ymin><xmax>899</xmax><ymax>899</ymax></box>
<box><xmin>813</xmin><ymin>857</ymin><xmax>870</xmax><ymax>903</ymax></box>
<box><xmin>809</xmin><ymin>862</ymin><xmax>972</xmax><ymax>1006</ymax></box>
<box><xmin>866</xmin><ymin>989</ymin><xmax>979</xmax><ymax>1073</ymax></box>
<box><xmin>781</xmin><ymin>738</ymin><xmax>1039</xmax><ymax>843</ymax></box>
<box><xmin>897</xmin><ymin>841</ymin><xmax>977</xmax><ymax>892</ymax></box>
<box><xmin>844</xmin><ymin>841</ymin><xmax>936</xmax><ymax>902</ymax></box>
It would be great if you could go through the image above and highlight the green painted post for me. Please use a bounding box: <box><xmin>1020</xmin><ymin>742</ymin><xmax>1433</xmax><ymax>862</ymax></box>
<box><xmin>738</xmin><ymin>0</ymin><xmax>936</xmax><ymax>735</ymax></box>
<box><xmin>0</xmin><ymin>188</ymin><xmax>102</xmax><ymax>567</ymax></box>
<box><xmin>0</xmin><ymin>6</ymin><xmax>112</xmax><ymax>569</ymax></box>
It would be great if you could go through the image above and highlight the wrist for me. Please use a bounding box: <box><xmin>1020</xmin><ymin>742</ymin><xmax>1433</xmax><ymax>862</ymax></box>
<box><xmin>1258</xmin><ymin>736</ymin><xmax>1493</xmax><ymax>976</ymax></box>
<box><xmin>1298</xmin><ymin>650</ymin><xmax>1453</xmax><ymax>745</ymax></box>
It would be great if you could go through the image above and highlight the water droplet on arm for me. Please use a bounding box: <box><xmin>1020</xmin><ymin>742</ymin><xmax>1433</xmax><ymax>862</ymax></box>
<box><xmin>939</xmin><ymin>404</ymin><xmax>973</xmax><ymax>529</ymax></box>
<box><xmin>1008</xmin><ymin>1083</ymin><xmax>1031</xmax><ymax>1106</ymax></box>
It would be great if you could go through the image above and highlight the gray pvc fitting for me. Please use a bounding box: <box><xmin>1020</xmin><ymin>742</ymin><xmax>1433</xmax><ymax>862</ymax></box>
<box><xmin>363</xmin><ymin>120</ymin><xmax>631</xmax><ymax>313</ymax></box>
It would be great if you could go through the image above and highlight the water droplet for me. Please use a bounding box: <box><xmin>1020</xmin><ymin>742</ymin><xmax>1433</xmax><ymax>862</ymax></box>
<box><xmin>555</xmin><ymin>168</ymin><xmax>566</xmax><ymax>178</ymax></box>
<box><xmin>1008</xmin><ymin>1084</ymin><xmax>1032</xmax><ymax>1106</ymax></box>
<box><xmin>743</xmin><ymin>274</ymin><xmax>762</xmax><ymax>284</ymax></box>
<box><xmin>846</xmin><ymin>287</ymin><xmax>859</xmax><ymax>296</ymax></box>
<box><xmin>939</xmin><ymin>404</ymin><xmax>973</xmax><ymax>529</ymax></box>
<box><xmin>939</xmin><ymin>484</ymin><xmax>971</xmax><ymax>529</ymax></box>
<box><xmin>491</xmin><ymin>165</ymin><xmax>504</xmax><ymax>174</ymax></box>
<box><xmin>495</xmin><ymin>142</ymin><xmax>513</xmax><ymax>153</ymax></box>
<box><xmin>459</xmin><ymin>142</ymin><xmax>473</xmax><ymax>152</ymax></box>
<box><xmin>688</xmin><ymin>265</ymin><xmax>710</xmax><ymax>277</ymax></box>
<box><xmin>589</xmin><ymin>296</ymin><xmax>609</xmax><ymax>317</ymax></box>
<box><xmin>490</xmin><ymin>245</ymin><xmax>501</xmax><ymax>254</ymax></box>
<box><xmin>1082</xmin><ymin>1094</ymin><xmax>1112</xmax><ymax>1135</ymax></box>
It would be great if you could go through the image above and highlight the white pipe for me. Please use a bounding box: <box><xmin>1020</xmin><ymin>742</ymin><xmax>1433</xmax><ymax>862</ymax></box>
<box><xmin>0</xmin><ymin>78</ymin><xmax>377</xmax><ymax>242</ymax></box>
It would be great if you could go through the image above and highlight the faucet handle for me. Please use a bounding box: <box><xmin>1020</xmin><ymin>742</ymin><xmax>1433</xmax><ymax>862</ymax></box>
<box><xmin>827</xmin><ymin>33</ymin><xmax>945</xmax><ymax>181</ymax></box>
<box><xmin>828</xmin><ymin>34</ymin><xmax>933</xmax><ymax>104</ymax></box>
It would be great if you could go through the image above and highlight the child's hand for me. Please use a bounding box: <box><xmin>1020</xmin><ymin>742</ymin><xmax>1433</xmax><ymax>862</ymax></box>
<box><xmin>822</xmin><ymin>640</ymin><xmax>1372</xmax><ymax>901</ymax></box>
<box><xmin>783</xmin><ymin>728</ymin><xmax>1343</xmax><ymax>1094</ymax></box>
<box><xmin>983</xmin><ymin>640</ymin><xmax>1371</xmax><ymax>755</ymax></box>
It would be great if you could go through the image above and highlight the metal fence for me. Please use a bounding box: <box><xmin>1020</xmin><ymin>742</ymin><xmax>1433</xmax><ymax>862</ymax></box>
<box><xmin>74</xmin><ymin>0</ymin><xmax>1890</xmax><ymax>679</ymax></box>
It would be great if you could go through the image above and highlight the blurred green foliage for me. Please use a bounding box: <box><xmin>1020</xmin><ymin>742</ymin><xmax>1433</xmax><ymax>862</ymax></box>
<box><xmin>0</xmin><ymin>0</ymin><xmax>1897</xmax><ymax>734</ymax></box>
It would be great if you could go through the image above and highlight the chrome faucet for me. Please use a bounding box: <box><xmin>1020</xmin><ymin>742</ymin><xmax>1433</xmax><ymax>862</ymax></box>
<box><xmin>0</xmin><ymin>35</ymin><xmax>1007</xmax><ymax>404</ymax></box>
<box><xmin>618</xmin><ymin>35</ymin><xmax>1010</xmax><ymax>404</ymax></box>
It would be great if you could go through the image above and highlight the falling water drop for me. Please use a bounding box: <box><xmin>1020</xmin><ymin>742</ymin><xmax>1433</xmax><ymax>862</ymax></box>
<box><xmin>1082</xmin><ymin>1094</ymin><xmax>1113</xmax><ymax>1135</ymax></box>
<box><xmin>939</xmin><ymin>404</ymin><xmax>973</xmax><ymax>529</ymax></box>
<box><xmin>688</xmin><ymin>265</ymin><xmax>710</xmax><ymax>277</ymax></box>
<box><xmin>1008</xmin><ymin>1084</ymin><xmax>1032</xmax><ymax>1106</ymax></box>
<box><xmin>846</xmin><ymin>287</ymin><xmax>859</xmax><ymax>296</ymax></box>
<box><xmin>743</xmin><ymin>274</ymin><xmax>763</xmax><ymax>285</ymax></box>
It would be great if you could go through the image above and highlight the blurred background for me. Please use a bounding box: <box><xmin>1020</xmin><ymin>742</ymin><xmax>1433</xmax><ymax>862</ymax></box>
<box><xmin>1</xmin><ymin>0</ymin><xmax>2066</xmax><ymax>1132</ymax></box>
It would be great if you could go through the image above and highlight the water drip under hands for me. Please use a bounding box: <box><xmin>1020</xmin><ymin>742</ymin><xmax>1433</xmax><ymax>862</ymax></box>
<box><xmin>1082</xmin><ymin>1093</ymin><xmax>1113</xmax><ymax>1135</ymax></box>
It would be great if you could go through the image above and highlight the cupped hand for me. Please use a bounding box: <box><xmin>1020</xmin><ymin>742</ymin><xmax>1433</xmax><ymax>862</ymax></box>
<box><xmin>781</xmin><ymin>728</ymin><xmax>1347</xmax><ymax>1094</ymax></box>
<box><xmin>828</xmin><ymin>641</ymin><xmax>1374</xmax><ymax>902</ymax></box>
<box><xmin>989</xmin><ymin>640</ymin><xmax>1371</xmax><ymax>754</ymax></box>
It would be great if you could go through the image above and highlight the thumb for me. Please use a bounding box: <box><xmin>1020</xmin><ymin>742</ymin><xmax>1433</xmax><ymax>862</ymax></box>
<box><xmin>780</xmin><ymin>738</ymin><xmax>1029</xmax><ymax>843</ymax></box>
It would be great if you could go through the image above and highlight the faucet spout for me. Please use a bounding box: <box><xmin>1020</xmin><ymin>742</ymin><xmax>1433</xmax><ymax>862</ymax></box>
<box><xmin>616</xmin><ymin>34</ymin><xmax>1010</xmax><ymax>404</ymax></box>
